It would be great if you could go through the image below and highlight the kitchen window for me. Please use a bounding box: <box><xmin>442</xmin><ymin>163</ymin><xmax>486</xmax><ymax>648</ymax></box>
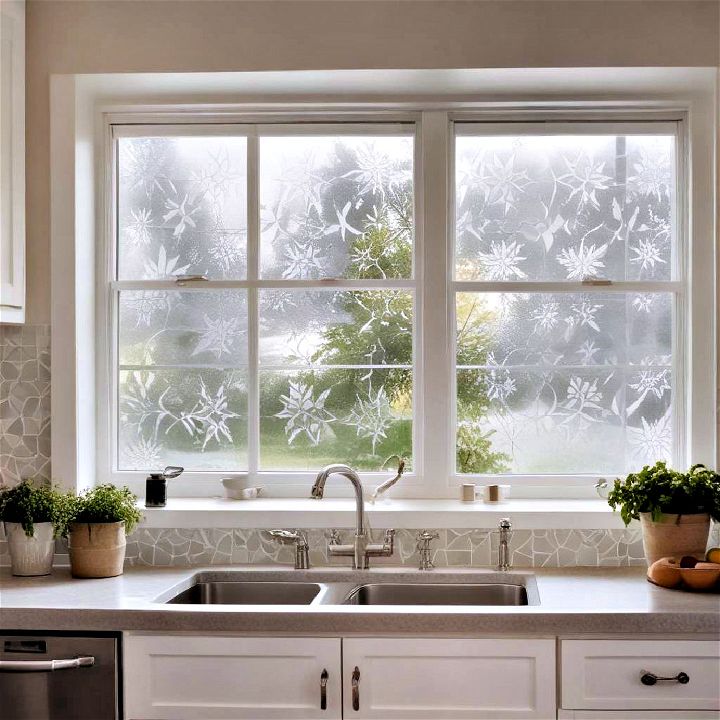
<box><xmin>105</xmin><ymin>114</ymin><xmax>691</xmax><ymax>495</ymax></box>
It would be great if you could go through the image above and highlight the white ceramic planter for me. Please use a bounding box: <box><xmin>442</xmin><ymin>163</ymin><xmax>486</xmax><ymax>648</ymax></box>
<box><xmin>5</xmin><ymin>521</ymin><xmax>55</xmax><ymax>576</ymax></box>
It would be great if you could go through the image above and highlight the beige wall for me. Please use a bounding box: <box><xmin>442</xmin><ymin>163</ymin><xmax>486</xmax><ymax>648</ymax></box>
<box><xmin>25</xmin><ymin>0</ymin><xmax>720</xmax><ymax>323</ymax></box>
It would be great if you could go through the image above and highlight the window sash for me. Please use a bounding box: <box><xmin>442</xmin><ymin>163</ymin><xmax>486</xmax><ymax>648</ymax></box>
<box><xmin>450</xmin><ymin>121</ymin><xmax>685</xmax><ymax>478</ymax></box>
<box><xmin>108</xmin><ymin>122</ymin><xmax>422</xmax><ymax>483</ymax></box>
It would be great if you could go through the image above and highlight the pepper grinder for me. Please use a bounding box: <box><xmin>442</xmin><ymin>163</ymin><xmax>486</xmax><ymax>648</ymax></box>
<box><xmin>145</xmin><ymin>466</ymin><xmax>184</xmax><ymax>508</ymax></box>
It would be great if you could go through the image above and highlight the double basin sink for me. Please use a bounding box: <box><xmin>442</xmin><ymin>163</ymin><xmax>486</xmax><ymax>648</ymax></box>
<box><xmin>165</xmin><ymin>579</ymin><xmax>532</xmax><ymax>607</ymax></box>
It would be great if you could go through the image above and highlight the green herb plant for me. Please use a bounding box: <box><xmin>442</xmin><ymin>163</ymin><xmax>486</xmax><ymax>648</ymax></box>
<box><xmin>71</xmin><ymin>484</ymin><xmax>142</xmax><ymax>535</ymax></box>
<box><xmin>0</xmin><ymin>479</ymin><xmax>75</xmax><ymax>538</ymax></box>
<box><xmin>607</xmin><ymin>461</ymin><xmax>720</xmax><ymax>526</ymax></box>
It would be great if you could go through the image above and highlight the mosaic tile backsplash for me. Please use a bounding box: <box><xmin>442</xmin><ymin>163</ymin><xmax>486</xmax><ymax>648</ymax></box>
<box><xmin>2</xmin><ymin>524</ymin><xmax>719</xmax><ymax>569</ymax></box>
<box><xmin>123</xmin><ymin>527</ymin><xmax>651</xmax><ymax>568</ymax></box>
<box><xmin>0</xmin><ymin>324</ymin><xmax>51</xmax><ymax>486</ymax></box>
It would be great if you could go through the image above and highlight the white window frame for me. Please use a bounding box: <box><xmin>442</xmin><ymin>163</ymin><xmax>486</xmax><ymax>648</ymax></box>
<box><xmin>102</xmin><ymin>117</ymin><xmax>425</xmax><ymax>497</ymax></box>
<box><xmin>48</xmin><ymin>69</ymin><xmax>717</xmax><ymax>506</ymax></box>
<box><xmin>102</xmin><ymin>110</ymin><xmax>693</xmax><ymax>498</ymax></box>
<box><xmin>449</xmin><ymin>118</ymin><xmax>686</xmax><ymax>487</ymax></box>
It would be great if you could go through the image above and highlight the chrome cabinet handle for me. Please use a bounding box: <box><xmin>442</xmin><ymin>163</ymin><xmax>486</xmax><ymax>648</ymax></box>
<box><xmin>320</xmin><ymin>668</ymin><xmax>328</xmax><ymax>710</ymax></box>
<box><xmin>0</xmin><ymin>656</ymin><xmax>95</xmax><ymax>673</ymax></box>
<box><xmin>352</xmin><ymin>666</ymin><xmax>360</xmax><ymax>711</ymax></box>
<box><xmin>640</xmin><ymin>670</ymin><xmax>690</xmax><ymax>686</ymax></box>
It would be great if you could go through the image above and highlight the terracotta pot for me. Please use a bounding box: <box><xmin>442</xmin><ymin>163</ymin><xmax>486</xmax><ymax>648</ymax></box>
<box><xmin>5</xmin><ymin>521</ymin><xmax>55</xmax><ymax>576</ymax></box>
<box><xmin>640</xmin><ymin>512</ymin><xmax>711</xmax><ymax>566</ymax></box>
<box><xmin>68</xmin><ymin>521</ymin><xmax>126</xmax><ymax>578</ymax></box>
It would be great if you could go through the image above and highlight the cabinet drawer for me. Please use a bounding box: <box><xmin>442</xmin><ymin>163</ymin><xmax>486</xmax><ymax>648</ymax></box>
<box><xmin>124</xmin><ymin>634</ymin><xmax>342</xmax><ymax>719</ymax></box>
<box><xmin>561</xmin><ymin>640</ymin><xmax>720</xmax><ymax>711</ymax></box>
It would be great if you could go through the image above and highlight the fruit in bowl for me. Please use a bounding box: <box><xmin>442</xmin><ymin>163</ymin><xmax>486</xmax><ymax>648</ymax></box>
<box><xmin>647</xmin><ymin>557</ymin><xmax>682</xmax><ymax>588</ymax></box>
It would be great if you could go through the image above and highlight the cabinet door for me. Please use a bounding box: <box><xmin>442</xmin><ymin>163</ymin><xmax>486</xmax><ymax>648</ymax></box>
<box><xmin>342</xmin><ymin>638</ymin><xmax>556</xmax><ymax>719</ymax></box>
<box><xmin>124</xmin><ymin>635</ymin><xmax>342</xmax><ymax>720</ymax></box>
<box><xmin>0</xmin><ymin>0</ymin><xmax>25</xmax><ymax>323</ymax></box>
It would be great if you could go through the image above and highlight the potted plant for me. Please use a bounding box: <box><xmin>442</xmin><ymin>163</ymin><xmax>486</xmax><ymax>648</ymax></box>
<box><xmin>0</xmin><ymin>479</ymin><xmax>74</xmax><ymax>576</ymax></box>
<box><xmin>67</xmin><ymin>484</ymin><xmax>142</xmax><ymax>578</ymax></box>
<box><xmin>608</xmin><ymin>462</ymin><xmax>720</xmax><ymax>565</ymax></box>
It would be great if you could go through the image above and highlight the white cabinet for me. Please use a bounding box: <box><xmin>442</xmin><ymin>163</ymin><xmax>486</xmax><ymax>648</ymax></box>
<box><xmin>342</xmin><ymin>638</ymin><xmax>556</xmax><ymax>719</ymax></box>
<box><xmin>560</xmin><ymin>640</ymin><xmax>720</xmax><ymax>713</ymax></box>
<box><xmin>123</xmin><ymin>635</ymin><xmax>342</xmax><ymax>720</ymax></box>
<box><xmin>0</xmin><ymin>0</ymin><xmax>25</xmax><ymax>324</ymax></box>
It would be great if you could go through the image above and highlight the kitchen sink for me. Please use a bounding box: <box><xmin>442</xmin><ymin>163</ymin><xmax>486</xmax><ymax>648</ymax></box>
<box><xmin>344</xmin><ymin>582</ymin><xmax>528</xmax><ymax>606</ymax></box>
<box><xmin>166</xmin><ymin>581</ymin><xmax>323</xmax><ymax>605</ymax></box>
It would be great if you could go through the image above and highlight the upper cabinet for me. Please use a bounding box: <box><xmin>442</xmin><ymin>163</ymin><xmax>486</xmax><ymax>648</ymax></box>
<box><xmin>0</xmin><ymin>0</ymin><xmax>25</xmax><ymax>324</ymax></box>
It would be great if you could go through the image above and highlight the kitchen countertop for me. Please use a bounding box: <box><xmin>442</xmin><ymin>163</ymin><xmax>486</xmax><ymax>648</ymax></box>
<box><xmin>1</xmin><ymin>565</ymin><xmax>718</xmax><ymax>636</ymax></box>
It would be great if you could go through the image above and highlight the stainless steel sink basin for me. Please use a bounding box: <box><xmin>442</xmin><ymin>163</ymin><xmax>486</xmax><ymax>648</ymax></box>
<box><xmin>344</xmin><ymin>582</ymin><xmax>528</xmax><ymax>606</ymax></box>
<box><xmin>166</xmin><ymin>581</ymin><xmax>322</xmax><ymax>605</ymax></box>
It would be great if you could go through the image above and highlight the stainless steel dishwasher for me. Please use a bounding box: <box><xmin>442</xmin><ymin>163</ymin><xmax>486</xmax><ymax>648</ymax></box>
<box><xmin>0</xmin><ymin>634</ymin><xmax>119</xmax><ymax>719</ymax></box>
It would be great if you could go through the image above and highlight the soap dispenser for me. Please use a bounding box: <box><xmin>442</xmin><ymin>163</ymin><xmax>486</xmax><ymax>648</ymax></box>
<box><xmin>145</xmin><ymin>466</ymin><xmax>184</xmax><ymax>508</ymax></box>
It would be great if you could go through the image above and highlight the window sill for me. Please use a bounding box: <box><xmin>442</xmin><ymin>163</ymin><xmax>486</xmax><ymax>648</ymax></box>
<box><xmin>138</xmin><ymin>498</ymin><xmax>632</xmax><ymax>530</ymax></box>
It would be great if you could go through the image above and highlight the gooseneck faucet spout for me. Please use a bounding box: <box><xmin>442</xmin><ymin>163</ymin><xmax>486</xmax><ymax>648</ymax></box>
<box><xmin>311</xmin><ymin>464</ymin><xmax>365</xmax><ymax>538</ymax></box>
<box><xmin>311</xmin><ymin>464</ymin><xmax>394</xmax><ymax>569</ymax></box>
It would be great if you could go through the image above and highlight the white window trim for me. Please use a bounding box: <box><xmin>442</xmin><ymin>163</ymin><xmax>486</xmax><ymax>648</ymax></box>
<box><xmin>104</xmin><ymin>120</ymin><xmax>423</xmax><ymax>495</ymax></box>
<box><xmin>49</xmin><ymin>69</ymin><xmax>717</xmax><ymax>516</ymax></box>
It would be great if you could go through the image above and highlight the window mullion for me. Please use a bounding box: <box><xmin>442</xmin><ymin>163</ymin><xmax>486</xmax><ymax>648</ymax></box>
<box><xmin>247</xmin><ymin>128</ymin><xmax>260</xmax><ymax>477</ymax></box>
<box><xmin>420</xmin><ymin>111</ymin><xmax>452</xmax><ymax>494</ymax></box>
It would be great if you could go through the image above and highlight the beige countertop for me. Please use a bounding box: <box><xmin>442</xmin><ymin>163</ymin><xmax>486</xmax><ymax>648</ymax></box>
<box><xmin>1</xmin><ymin>565</ymin><xmax>718</xmax><ymax>636</ymax></box>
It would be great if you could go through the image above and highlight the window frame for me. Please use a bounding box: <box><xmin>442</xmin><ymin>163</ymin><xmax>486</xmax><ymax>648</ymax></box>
<box><xmin>102</xmin><ymin>118</ymin><xmax>425</xmax><ymax>496</ymax></box>
<box><xmin>96</xmin><ymin>108</ymin><xmax>700</xmax><ymax>499</ymax></box>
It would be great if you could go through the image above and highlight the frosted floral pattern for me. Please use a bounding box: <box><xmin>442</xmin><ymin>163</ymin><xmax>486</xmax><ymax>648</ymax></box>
<box><xmin>457</xmin><ymin>292</ymin><xmax>673</xmax><ymax>474</ymax></box>
<box><xmin>261</xmin><ymin>369</ymin><xmax>412</xmax><ymax>471</ymax></box>
<box><xmin>455</xmin><ymin>135</ymin><xmax>674</xmax><ymax>282</ymax></box>
<box><xmin>259</xmin><ymin>289</ymin><xmax>412</xmax><ymax>367</ymax></box>
<box><xmin>454</xmin><ymin>131</ymin><xmax>677</xmax><ymax>475</ymax></box>
<box><xmin>118</xmin><ymin>136</ymin><xmax>248</xmax><ymax>280</ymax></box>
<box><xmin>119</xmin><ymin>369</ymin><xmax>248</xmax><ymax>470</ymax></box>
<box><xmin>260</xmin><ymin>136</ymin><xmax>414</xmax><ymax>279</ymax></box>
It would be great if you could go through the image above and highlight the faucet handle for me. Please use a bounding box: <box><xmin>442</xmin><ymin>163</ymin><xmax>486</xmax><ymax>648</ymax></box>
<box><xmin>417</xmin><ymin>530</ymin><xmax>439</xmax><ymax>542</ymax></box>
<box><xmin>499</xmin><ymin>518</ymin><xmax>512</xmax><ymax>530</ymax></box>
<box><xmin>326</xmin><ymin>529</ymin><xmax>342</xmax><ymax>545</ymax></box>
<box><xmin>267</xmin><ymin>529</ymin><xmax>307</xmax><ymax>545</ymax></box>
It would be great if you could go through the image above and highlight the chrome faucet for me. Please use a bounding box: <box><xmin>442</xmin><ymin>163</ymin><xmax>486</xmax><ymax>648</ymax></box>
<box><xmin>311</xmin><ymin>464</ymin><xmax>395</xmax><ymax>569</ymax></box>
<box><xmin>267</xmin><ymin>529</ymin><xmax>310</xmax><ymax>569</ymax></box>
<box><xmin>497</xmin><ymin>518</ymin><xmax>512</xmax><ymax>571</ymax></box>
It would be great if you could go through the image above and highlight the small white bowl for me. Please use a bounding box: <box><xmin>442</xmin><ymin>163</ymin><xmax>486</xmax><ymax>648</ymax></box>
<box><xmin>221</xmin><ymin>478</ymin><xmax>263</xmax><ymax>500</ymax></box>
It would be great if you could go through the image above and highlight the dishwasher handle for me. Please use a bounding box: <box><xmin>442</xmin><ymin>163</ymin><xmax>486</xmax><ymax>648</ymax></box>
<box><xmin>0</xmin><ymin>656</ymin><xmax>95</xmax><ymax>672</ymax></box>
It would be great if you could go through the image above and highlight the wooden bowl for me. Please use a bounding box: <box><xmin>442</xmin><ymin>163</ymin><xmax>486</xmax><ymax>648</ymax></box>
<box><xmin>679</xmin><ymin>564</ymin><xmax>720</xmax><ymax>591</ymax></box>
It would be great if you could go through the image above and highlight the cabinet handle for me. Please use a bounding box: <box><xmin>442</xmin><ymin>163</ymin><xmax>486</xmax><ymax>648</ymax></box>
<box><xmin>320</xmin><ymin>668</ymin><xmax>328</xmax><ymax>710</ymax></box>
<box><xmin>0</xmin><ymin>656</ymin><xmax>94</xmax><ymax>673</ymax></box>
<box><xmin>640</xmin><ymin>670</ymin><xmax>690</xmax><ymax>686</ymax></box>
<box><xmin>351</xmin><ymin>666</ymin><xmax>360</xmax><ymax>711</ymax></box>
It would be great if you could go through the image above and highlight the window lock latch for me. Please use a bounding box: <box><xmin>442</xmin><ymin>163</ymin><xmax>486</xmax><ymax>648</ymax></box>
<box><xmin>174</xmin><ymin>274</ymin><xmax>209</xmax><ymax>285</ymax></box>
